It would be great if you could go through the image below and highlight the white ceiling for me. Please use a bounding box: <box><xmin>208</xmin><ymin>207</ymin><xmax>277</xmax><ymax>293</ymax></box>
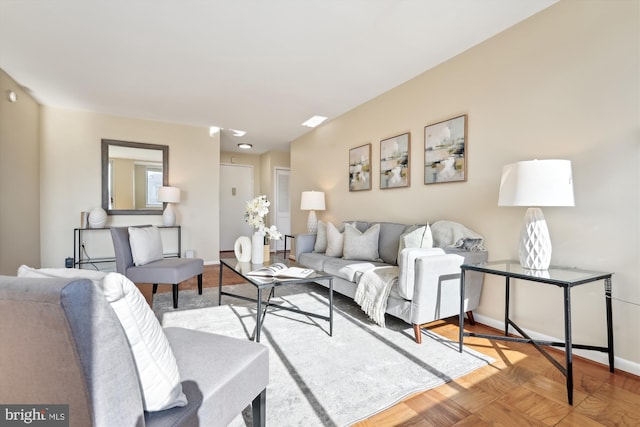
<box><xmin>0</xmin><ymin>0</ymin><xmax>557</xmax><ymax>154</ymax></box>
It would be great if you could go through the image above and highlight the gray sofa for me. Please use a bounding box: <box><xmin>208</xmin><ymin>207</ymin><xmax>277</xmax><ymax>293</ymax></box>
<box><xmin>0</xmin><ymin>275</ymin><xmax>269</xmax><ymax>427</ymax></box>
<box><xmin>295</xmin><ymin>220</ymin><xmax>488</xmax><ymax>343</ymax></box>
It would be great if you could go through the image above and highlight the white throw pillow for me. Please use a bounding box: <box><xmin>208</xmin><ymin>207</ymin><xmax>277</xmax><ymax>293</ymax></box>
<box><xmin>313</xmin><ymin>221</ymin><xmax>327</xmax><ymax>253</ymax></box>
<box><xmin>17</xmin><ymin>266</ymin><xmax>188</xmax><ymax>412</ymax></box>
<box><xmin>129</xmin><ymin>226</ymin><xmax>164</xmax><ymax>266</ymax></box>
<box><xmin>99</xmin><ymin>273</ymin><xmax>187</xmax><ymax>411</ymax></box>
<box><xmin>325</xmin><ymin>222</ymin><xmax>345</xmax><ymax>257</ymax></box>
<box><xmin>397</xmin><ymin>224</ymin><xmax>433</xmax><ymax>261</ymax></box>
<box><xmin>343</xmin><ymin>223</ymin><xmax>381</xmax><ymax>261</ymax></box>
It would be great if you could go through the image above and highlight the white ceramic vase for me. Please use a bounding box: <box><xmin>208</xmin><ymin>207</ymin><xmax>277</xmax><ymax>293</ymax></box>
<box><xmin>233</xmin><ymin>236</ymin><xmax>252</xmax><ymax>262</ymax></box>
<box><xmin>251</xmin><ymin>231</ymin><xmax>264</xmax><ymax>264</ymax></box>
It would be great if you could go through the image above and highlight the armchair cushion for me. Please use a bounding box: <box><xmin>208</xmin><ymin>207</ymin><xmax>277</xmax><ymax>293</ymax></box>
<box><xmin>129</xmin><ymin>226</ymin><xmax>164</xmax><ymax>266</ymax></box>
<box><xmin>17</xmin><ymin>266</ymin><xmax>187</xmax><ymax>412</ymax></box>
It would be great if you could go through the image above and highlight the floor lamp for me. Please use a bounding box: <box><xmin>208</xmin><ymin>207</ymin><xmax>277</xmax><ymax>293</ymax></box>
<box><xmin>300</xmin><ymin>191</ymin><xmax>326</xmax><ymax>233</ymax></box>
<box><xmin>498</xmin><ymin>159</ymin><xmax>574</xmax><ymax>270</ymax></box>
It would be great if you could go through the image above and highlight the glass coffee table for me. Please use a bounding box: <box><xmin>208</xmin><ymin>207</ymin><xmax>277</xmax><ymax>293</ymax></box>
<box><xmin>218</xmin><ymin>256</ymin><xmax>334</xmax><ymax>342</ymax></box>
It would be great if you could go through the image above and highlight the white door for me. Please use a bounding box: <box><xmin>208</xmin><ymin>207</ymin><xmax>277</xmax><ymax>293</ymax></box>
<box><xmin>273</xmin><ymin>168</ymin><xmax>291</xmax><ymax>252</ymax></box>
<box><xmin>220</xmin><ymin>164</ymin><xmax>254</xmax><ymax>251</ymax></box>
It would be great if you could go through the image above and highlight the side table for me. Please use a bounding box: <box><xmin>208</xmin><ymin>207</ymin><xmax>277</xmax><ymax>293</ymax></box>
<box><xmin>458</xmin><ymin>260</ymin><xmax>614</xmax><ymax>405</ymax></box>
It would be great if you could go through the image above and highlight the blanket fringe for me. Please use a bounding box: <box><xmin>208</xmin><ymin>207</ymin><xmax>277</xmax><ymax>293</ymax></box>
<box><xmin>354</xmin><ymin>266</ymin><xmax>398</xmax><ymax>328</ymax></box>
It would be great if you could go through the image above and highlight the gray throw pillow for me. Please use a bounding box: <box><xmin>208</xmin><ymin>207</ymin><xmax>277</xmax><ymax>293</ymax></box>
<box><xmin>313</xmin><ymin>221</ymin><xmax>327</xmax><ymax>252</ymax></box>
<box><xmin>325</xmin><ymin>222</ymin><xmax>345</xmax><ymax>257</ymax></box>
<box><xmin>343</xmin><ymin>223</ymin><xmax>381</xmax><ymax>261</ymax></box>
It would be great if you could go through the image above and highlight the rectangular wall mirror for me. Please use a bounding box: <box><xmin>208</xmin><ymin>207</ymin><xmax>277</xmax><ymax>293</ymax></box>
<box><xmin>102</xmin><ymin>139</ymin><xmax>169</xmax><ymax>215</ymax></box>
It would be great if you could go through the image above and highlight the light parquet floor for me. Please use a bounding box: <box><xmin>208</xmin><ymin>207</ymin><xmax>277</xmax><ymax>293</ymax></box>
<box><xmin>142</xmin><ymin>263</ymin><xmax>640</xmax><ymax>427</ymax></box>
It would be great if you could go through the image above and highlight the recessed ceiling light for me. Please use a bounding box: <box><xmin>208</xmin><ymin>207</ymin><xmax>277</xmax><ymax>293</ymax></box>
<box><xmin>302</xmin><ymin>115</ymin><xmax>328</xmax><ymax>128</ymax></box>
<box><xmin>238</xmin><ymin>143</ymin><xmax>253</xmax><ymax>149</ymax></box>
<box><xmin>230</xmin><ymin>129</ymin><xmax>246</xmax><ymax>137</ymax></box>
<box><xmin>209</xmin><ymin>126</ymin><xmax>221</xmax><ymax>136</ymax></box>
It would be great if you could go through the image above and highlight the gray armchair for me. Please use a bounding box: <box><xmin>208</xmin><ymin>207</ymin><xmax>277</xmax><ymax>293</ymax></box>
<box><xmin>0</xmin><ymin>275</ymin><xmax>269</xmax><ymax>427</ymax></box>
<box><xmin>111</xmin><ymin>226</ymin><xmax>204</xmax><ymax>309</ymax></box>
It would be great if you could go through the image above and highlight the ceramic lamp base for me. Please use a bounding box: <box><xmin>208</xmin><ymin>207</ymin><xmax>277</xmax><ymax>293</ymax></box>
<box><xmin>518</xmin><ymin>207</ymin><xmax>552</xmax><ymax>270</ymax></box>
<box><xmin>307</xmin><ymin>210</ymin><xmax>318</xmax><ymax>233</ymax></box>
<box><xmin>163</xmin><ymin>203</ymin><xmax>176</xmax><ymax>226</ymax></box>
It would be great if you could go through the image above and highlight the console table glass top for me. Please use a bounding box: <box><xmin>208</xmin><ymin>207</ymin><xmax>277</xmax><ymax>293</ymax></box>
<box><xmin>462</xmin><ymin>260</ymin><xmax>612</xmax><ymax>286</ymax></box>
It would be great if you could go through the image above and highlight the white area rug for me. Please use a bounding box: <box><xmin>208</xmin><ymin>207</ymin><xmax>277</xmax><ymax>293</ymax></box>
<box><xmin>155</xmin><ymin>284</ymin><xmax>492</xmax><ymax>427</ymax></box>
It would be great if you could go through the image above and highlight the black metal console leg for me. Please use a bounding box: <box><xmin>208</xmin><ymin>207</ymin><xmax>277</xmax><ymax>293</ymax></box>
<box><xmin>197</xmin><ymin>273</ymin><xmax>203</xmax><ymax>295</ymax></box>
<box><xmin>605</xmin><ymin>277</ymin><xmax>615</xmax><ymax>372</ymax></box>
<box><xmin>152</xmin><ymin>284</ymin><xmax>158</xmax><ymax>294</ymax></box>
<box><xmin>564</xmin><ymin>286</ymin><xmax>573</xmax><ymax>405</ymax></box>
<box><xmin>252</xmin><ymin>388</ymin><xmax>266</xmax><ymax>427</ymax></box>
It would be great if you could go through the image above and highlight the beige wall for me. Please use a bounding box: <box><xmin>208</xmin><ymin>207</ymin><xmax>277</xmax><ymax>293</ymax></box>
<box><xmin>290</xmin><ymin>0</ymin><xmax>640</xmax><ymax>371</ymax></box>
<box><xmin>40</xmin><ymin>107</ymin><xmax>221</xmax><ymax>265</ymax></box>
<box><xmin>0</xmin><ymin>68</ymin><xmax>40</xmax><ymax>274</ymax></box>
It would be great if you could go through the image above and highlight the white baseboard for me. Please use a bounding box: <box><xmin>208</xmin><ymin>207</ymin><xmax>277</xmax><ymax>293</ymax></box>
<box><xmin>473</xmin><ymin>313</ymin><xmax>640</xmax><ymax>377</ymax></box>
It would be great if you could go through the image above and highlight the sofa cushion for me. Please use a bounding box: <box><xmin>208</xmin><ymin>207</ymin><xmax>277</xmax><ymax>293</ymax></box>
<box><xmin>343</xmin><ymin>223</ymin><xmax>381</xmax><ymax>261</ymax></box>
<box><xmin>322</xmin><ymin>258</ymin><xmax>384</xmax><ymax>282</ymax></box>
<box><xmin>129</xmin><ymin>226</ymin><xmax>164</xmax><ymax>266</ymax></box>
<box><xmin>325</xmin><ymin>222</ymin><xmax>345</xmax><ymax>257</ymax></box>
<box><xmin>313</xmin><ymin>221</ymin><xmax>327</xmax><ymax>252</ymax></box>
<box><xmin>17</xmin><ymin>266</ymin><xmax>187</xmax><ymax>412</ymax></box>
<box><xmin>298</xmin><ymin>252</ymin><xmax>331</xmax><ymax>272</ymax></box>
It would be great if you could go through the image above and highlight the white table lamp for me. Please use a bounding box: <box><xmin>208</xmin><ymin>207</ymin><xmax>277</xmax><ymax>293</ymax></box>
<box><xmin>300</xmin><ymin>191</ymin><xmax>326</xmax><ymax>233</ymax></box>
<box><xmin>158</xmin><ymin>186</ymin><xmax>181</xmax><ymax>226</ymax></box>
<box><xmin>498</xmin><ymin>159</ymin><xmax>574</xmax><ymax>270</ymax></box>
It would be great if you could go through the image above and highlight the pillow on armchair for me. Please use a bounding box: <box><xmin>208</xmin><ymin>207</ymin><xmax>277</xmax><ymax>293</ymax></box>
<box><xmin>17</xmin><ymin>265</ymin><xmax>187</xmax><ymax>412</ymax></box>
<box><xmin>129</xmin><ymin>226</ymin><xmax>164</xmax><ymax>266</ymax></box>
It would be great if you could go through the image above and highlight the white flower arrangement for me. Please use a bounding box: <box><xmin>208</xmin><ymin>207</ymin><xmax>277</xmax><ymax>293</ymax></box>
<box><xmin>244</xmin><ymin>195</ymin><xmax>282</xmax><ymax>241</ymax></box>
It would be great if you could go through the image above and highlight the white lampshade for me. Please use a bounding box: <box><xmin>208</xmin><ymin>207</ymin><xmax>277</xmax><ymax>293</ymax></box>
<box><xmin>498</xmin><ymin>159</ymin><xmax>574</xmax><ymax>207</ymax></box>
<box><xmin>157</xmin><ymin>186</ymin><xmax>181</xmax><ymax>204</ymax></box>
<box><xmin>300</xmin><ymin>191</ymin><xmax>326</xmax><ymax>233</ymax></box>
<box><xmin>498</xmin><ymin>159</ymin><xmax>574</xmax><ymax>270</ymax></box>
<box><xmin>300</xmin><ymin>191</ymin><xmax>326</xmax><ymax>211</ymax></box>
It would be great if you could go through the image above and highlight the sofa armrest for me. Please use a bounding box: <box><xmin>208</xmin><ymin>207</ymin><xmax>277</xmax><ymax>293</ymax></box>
<box><xmin>410</xmin><ymin>253</ymin><xmax>466</xmax><ymax>325</ymax></box>
<box><xmin>397</xmin><ymin>247</ymin><xmax>445</xmax><ymax>300</ymax></box>
<box><xmin>294</xmin><ymin>233</ymin><xmax>317</xmax><ymax>260</ymax></box>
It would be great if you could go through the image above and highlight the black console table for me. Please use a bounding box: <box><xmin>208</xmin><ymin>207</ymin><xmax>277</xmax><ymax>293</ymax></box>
<box><xmin>73</xmin><ymin>225</ymin><xmax>181</xmax><ymax>269</ymax></box>
<box><xmin>458</xmin><ymin>260</ymin><xmax>614</xmax><ymax>405</ymax></box>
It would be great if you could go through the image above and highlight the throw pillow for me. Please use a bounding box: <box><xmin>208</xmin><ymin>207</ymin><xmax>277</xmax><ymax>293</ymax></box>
<box><xmin>325</xmin><ymin>222</ymin><xmax>345</xmax><ymax>257</ymax></box>
<box><xmin>99</xmin><ymin>273</ymin><xmax>187</xmax><ymax>411</ymax></box>
<box><xmin>129</xmin><ymin>226</ymin><xmax>164</xmax><ymax>266</ymax></box>
<box><xmin>397</xmin><ymin>224</ymin><xmax>433</xmax><ymax>261</ymax></box>
<box><xmin>16</xmin><ymin>266</ymin><xmax>188</xmax><ymax>412</ymax></box>
<box><xmin>313</xmin><ymin>221</ymin><xmax>327</xmax><ymax>252</ymax></box>
<box><xmin>343</xmin><ymin>223</ymin><xmax>381</xmax><ymax>261</ymax></box>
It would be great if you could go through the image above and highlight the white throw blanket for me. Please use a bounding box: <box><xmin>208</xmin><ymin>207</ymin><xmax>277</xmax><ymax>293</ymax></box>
<box><xmin>354</xmin><ymin>266</ymin><xmax>399</xmax><ymax>327</ymax></box>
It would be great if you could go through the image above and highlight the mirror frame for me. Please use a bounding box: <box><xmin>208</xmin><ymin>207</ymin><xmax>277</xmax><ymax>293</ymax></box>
<box><xmin>101</xmin><ymin>139</ymin><xmax>169</xmax><ymax>215</ymax></box>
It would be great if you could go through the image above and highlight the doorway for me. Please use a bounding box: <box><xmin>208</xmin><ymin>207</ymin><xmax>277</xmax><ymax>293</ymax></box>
<box><xmin>273</xmin><ymin>168</ymin><xmax>291</xmax><ymax>252</ymax></box>
<box><xmin>220</xmin><ymin>164</ymin><xmax>254</xmax><ymax>251</ymax></box>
